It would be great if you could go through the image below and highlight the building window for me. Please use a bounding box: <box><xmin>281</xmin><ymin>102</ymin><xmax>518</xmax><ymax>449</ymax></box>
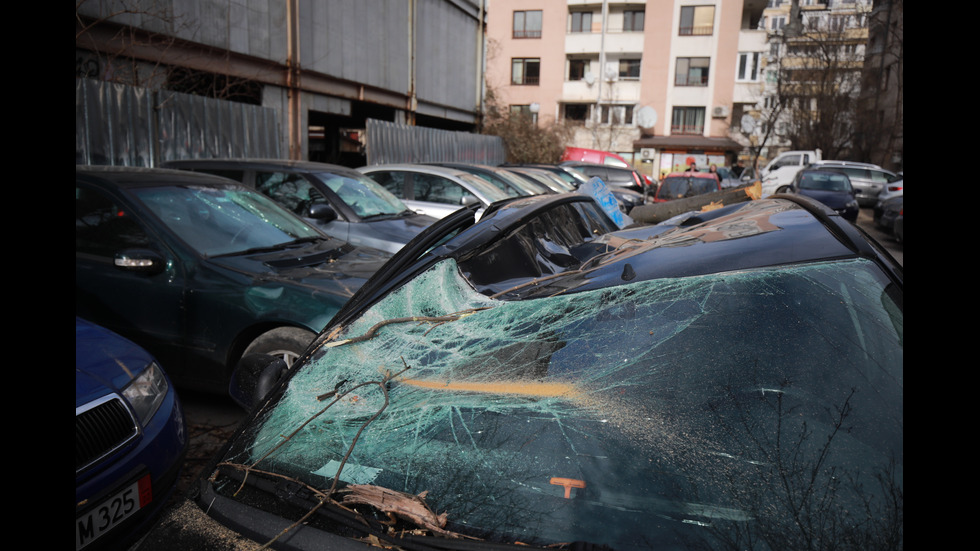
<box><xmin>619</xmin><ymin>59</ymin><xmax>641</xmax><ymax>79</ymax></box>
<box><xmin>600</xmin><ymin>104</ymin><xmax>635</xmax><ymax>125</ymax></box>
<box><xmin>570</xmin><ymin>11</ymin><xmax>593</xmax><ymax>33</ymax></box>
<box><xmin>624</xmin><ymin>10</ymin><xmax>645</xmax><ymax>31</ymax></box>
<box><xmin>671</xmin><ymin>106</ymin><xmax>705</xmax><ymax>135</ymax></box>
<box><xmin>675</xmin><ymin>57</ymin><xmax>710</xmax><ymax>86</ymax></box>
<box><xmin>511</xmin><ymin>58</ymin><xmax>540</xmax><ymax>85</ymax></box>
<box><xmin>563</xmin><ymin>103</ymin><xmax>591</xmax><ymax>123</ymax></box>
<box><xmin>770</xmin><ymin>16</ymin><xmax>786</xmax><ymax>31</ymax></box>
<box><xmin>513</xmin><ymin>10</ymin><xmax>542</xmax><ymax>38</ymax></box>
<box><xmin>736</xmin><ymin>52</ymin><xmax>761</xmax><ymax>81</ymax></box>
<box><xmin>679</xmin><ymin>5</ymin><xmax>715</xmax><ymax>36</ymax></box>
<box><xmin>568</xmin><ymin>58</ymin><xmax>590</xmax><ymax>81</ymax></box>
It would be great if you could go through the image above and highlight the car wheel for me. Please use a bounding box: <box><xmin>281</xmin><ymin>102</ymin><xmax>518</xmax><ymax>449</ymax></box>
<box><xmin>243</xmin><ymin>327</ymin><xmax>316</xmax><ymax>368</ymax></box>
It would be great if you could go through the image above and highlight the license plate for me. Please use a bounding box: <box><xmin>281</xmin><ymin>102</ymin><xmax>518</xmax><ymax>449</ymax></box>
<box><xmin>76</xmin><ymin>474</ymin><xmax>152</xmax><ymax>550</ymax></box>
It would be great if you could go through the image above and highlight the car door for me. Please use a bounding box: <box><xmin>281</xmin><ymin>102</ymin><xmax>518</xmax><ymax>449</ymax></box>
<box><xmin>75</xmin><ymin>182</ymin><xmax>189</xmax><ymax>377</ymax></box>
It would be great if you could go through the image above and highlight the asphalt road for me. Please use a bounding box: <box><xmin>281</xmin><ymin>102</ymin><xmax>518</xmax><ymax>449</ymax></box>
<box><xmin>173</xmin><ymin>205</ymin><xmax>903</xmax><ymax>499</ymax></box>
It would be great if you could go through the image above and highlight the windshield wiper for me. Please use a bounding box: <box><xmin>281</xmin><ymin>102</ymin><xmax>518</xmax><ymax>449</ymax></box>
<box><xmin>212</xmin><ymin>236</ymin><xmax>324</xmax><ymax>258</ymax></box>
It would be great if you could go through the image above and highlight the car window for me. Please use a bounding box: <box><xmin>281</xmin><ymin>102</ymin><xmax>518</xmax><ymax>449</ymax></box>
<box><xmin>255</xmin><ymin>172</ymin><xmax>328</xmax><ymax>217</ymax></box>
<box><xmin>659</xmin><ymin>176</ymin><xmax>718</xmax><ymax>199</ymax></box>
<box><xmin>869</xmin><ymin>170</ymin><xmax>896</xmax><ymax>183</ymax></box>
<box><xmin>412</xmin><ymin>173</ymin><xmax>474</xmax><ymax>205</ymax></box>
<box><xmin>773</xmin><ymin>154</ymin><xmax>800</xmax><ymax>169</ymax></box>
<box><xmin>76</xmin><ymin>185</ymin><xmax>152</xmax><ymax>256</ymax></box>
<box><xmin>363</xmin><ymin>171</ymin><xmax>406</xmax><ymax>199</ymax></box>
<box><xmin>799</xmin><ymin>172</ymin><xmax>851</xmax><ymax>191</ymax></box>
<box><xmin>315</xmin><ymin>171</ymin><xmax>407</xmax><ymax>218</ymax></box>
<box><xmin>837</xmin><ymin>167</ymin><xmax>870</xmax><ymax>180</ymax></box>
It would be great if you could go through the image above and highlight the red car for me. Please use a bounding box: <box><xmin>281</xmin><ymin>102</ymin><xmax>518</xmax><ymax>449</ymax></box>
<box><xmin>653</xmin><ymin>171</ymin><xmax>722</xmax><ymax>202</ymax></box>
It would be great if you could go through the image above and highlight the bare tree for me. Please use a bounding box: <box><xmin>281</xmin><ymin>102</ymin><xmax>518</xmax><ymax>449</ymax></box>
<box><xmin>765</xmin><ymin>7</ymin><xmax>871</xmax><ymax>160</ymax></box>
<box><xmin>480</xmin><ymin>88</ymin><xmax>572</xmax><ymax>164</ymax></box>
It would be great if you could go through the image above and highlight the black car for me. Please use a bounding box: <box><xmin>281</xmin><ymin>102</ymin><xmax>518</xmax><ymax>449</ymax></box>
<box><xmin>76</xmin><ymin>165</ymin><xmax>391</xmax><ymax>393</ymax></box>
<box><xmin>141</xmin><ymin>193</ymin><xmax>903</xmax><ymax>550</ymax></box>
<box><xmin>164</xmin><ymin>159</ymin><xmax>437</xmax><ymax>254</ymax></box>
<box><xmin>785</xmin><ymin>167</ymin><xmax>860</xmax><ymax>222</ymax></box>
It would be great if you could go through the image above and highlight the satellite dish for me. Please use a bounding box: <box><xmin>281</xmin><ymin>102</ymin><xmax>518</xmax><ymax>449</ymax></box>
<box><xmin>583</xmin><ymin>72</ymin><xmax>595</xmax><ymax>85</ymax></box>
<box><xmin>740</xmin><ymin>114</ymin><xmax>757</xmax><ymax>134</ymax></box>
<box><xmin>604</xmin><ymin>64</ymin><xmax>619</xmax><ymax>82</ymax></box>
<box><xmin>636</xmin><ymin>106</ymin><xmax>658</xmax><ymax>134</ymax></box>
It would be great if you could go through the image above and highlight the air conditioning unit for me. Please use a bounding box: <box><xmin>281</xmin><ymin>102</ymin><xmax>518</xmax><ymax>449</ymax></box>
<box><xmin>640</xmin><ymin>148</ymin><xmax>655</xmax><ymax>159</ymax></box>
<box><xmin>712</xmin><ymin>106</ymin><xmax>730</xmax><ymax>118</ymax></box>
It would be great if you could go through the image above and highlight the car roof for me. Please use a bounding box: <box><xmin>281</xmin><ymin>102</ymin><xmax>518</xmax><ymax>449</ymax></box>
<box><xmin>324</xmin><ymin>193</ymin><xmax>902</xmax><ymax>327</ymax></box>
<box><xmin>76</xmin><ymin>164</ymin><xmax>245</xmax><ymax>188</ymax></box>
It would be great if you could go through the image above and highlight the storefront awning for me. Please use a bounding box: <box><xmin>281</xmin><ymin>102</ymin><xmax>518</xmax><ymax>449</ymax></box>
<box><xmin>633</xmin><ymin>135</ymin><xmax>744</xmax><ymax>152</ymax></box>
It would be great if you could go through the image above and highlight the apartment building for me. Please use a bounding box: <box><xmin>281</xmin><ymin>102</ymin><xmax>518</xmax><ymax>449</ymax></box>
<box><xmin>486</xmin><ymin>0</ymin><xmax>768</xmax><ymax>179</ymax></box>
<box><xmin>757</xmin><ymin>0</ymin><xmax>873</xmax><ymax>159</ymax></box>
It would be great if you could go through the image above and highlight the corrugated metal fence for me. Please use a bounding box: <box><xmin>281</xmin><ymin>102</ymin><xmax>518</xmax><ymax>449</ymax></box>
<box><xmin>76</xmin><ymin>78</ymin><xmax>505</xmax><ymax>168</ymax></box>
<box><xmin>365</xmin><ymin>119</ymin><xmax>505</xmax><ymax>166</ymax></box>
<box><xmin>76</xmin><ymin>78</ymin><xmax>281</xmax><ymax>167</ymax></box>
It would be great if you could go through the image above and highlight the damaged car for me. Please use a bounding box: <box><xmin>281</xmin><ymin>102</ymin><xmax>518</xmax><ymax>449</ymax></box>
<box><xmin>76</xmin><ymin>166</ymin><xmax>390</xmax><ymax>393</ymax></box>
<box><xmin>143</xmin><ymin>192</ymin><xmax>903</xmax><ymax>550</ymax></box>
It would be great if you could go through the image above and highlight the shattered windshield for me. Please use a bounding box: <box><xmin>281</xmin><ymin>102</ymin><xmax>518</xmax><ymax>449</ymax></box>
<box><xmin>219</xmin><ymin>257</ymin><xmax>903</xmax><ymax>549</ymax></box>
<box><xmin>133</xmin><ymin>186</ymin><xmax>323</xmax><ymax>257</ymax></box>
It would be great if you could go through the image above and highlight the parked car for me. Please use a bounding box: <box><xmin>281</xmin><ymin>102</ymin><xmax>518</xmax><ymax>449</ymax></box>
<box><xmin>785</xmin><ymin>168</ymin><xmax>860</xmax><ymax>222</ymax></box>
<box><xmin>873</xmin><ymin>178</ymin><xmax>904</xmax><ymax>227</ymax></box>
<box><xmin>653</xmin><ymin>171</ymin><xmax>722</xmax><ymax>202</ymax></box>
<box><xmin>76</xmin><ymin>165</ymin><xmax>391</xmax><ymax>392</ymax></box>
<box><xmin>560</xmin><ymin>146</ymin><xmax>630</xmax><ymax>168</ymax></box>
<box><xmin>804</xmin><ymin>161</ymin><xmax>900</xmax><ymax>207</ymax></box>
<box><xmin>759</xmin><ymin>149</ymin><xmax>822</xmax><ymax>197</ymax></box>
<box><xmin>164</xmin><ymin>159</ymin><xmax>437</xmax><ymax>254</ymax></box>
<box><xmin>427</xmin><ymin>162</ymin><xmax>546</xmax><ymax>197</ymax></box>
<box><xmin>501</xmin><ymin>165</ymin><xmax>644</xmax><ymax>214</ymax></box>
<box><xmin>878</xmin><ymin>195</ymin><xmax>904</xmax><ymax>243</ymax></box>
<box><xmin>559</xmin><ymin>161</ymin><xmax>647</xmax><ymax>194</ymax></box>
<box><xmin>358</xmin><ymin>163</ymin><xmax>510</xmax><ymax>219</ymax></box>
<box><xmin>76</xmin><ymin>316</ymin><xmax>186</xmax><ymax>550</ymax></box>
<box><xmin>143</xmin><ymin>192</ymin><xmax>903</xmax><ymax>551</ymax></box>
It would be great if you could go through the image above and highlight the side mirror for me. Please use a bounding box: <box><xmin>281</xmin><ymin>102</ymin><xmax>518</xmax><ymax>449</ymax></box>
<box><xmin>114</xmin><ymin>249</ymin><xmax>166</xmax><ymax>275</ymax></box>
<box><xmin>229</xmin><ymin>353</ymin><xmax>289</xmax><ymax>410</ymax></box>
<box><xmin>460</xmin><ymin>196</ymin><xmax>480</xmax><ymax>207</ymax></box>
<box><xmin>307</xmin><ymin>203</ymin><xmax>338</xmax><ymax>223</ymax></box>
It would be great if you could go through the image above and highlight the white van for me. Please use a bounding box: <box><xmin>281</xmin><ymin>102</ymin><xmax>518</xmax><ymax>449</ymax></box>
<box><xmin>760</xmin><ymin>149</ymin><xmax>822</xmax><ymax>196</ymax></box>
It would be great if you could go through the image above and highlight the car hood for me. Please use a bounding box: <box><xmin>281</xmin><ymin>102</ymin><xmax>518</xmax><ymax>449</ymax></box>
<box><xmin>204</xmin><ymin>238</ymin><xmax>391</xmax><ymax>295</ymax></box>
<box><xmin>76</xmin><ymin>317</ymin><xmax>154</xmax><ymax>407</ymax></box>
<box><xmin>796</xmin><ymin>189</ymin><xmax>855</xmax><ymax>209</ymax></box>
<box><xmin>347</xmin><ymin>213</ymin><xmax>438</xmax><ymax>253</ymax></box>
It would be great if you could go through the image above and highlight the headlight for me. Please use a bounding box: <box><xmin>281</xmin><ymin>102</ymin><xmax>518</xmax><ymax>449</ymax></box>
<box><xmin>123</xmin><ymin>361</ymin><xmax>169</xmax><ymax>426</ymax></box>
<box><xmin>846</xmin><ymin>200</ymin><xmax>859</xmax><ymax>209</ymax></box>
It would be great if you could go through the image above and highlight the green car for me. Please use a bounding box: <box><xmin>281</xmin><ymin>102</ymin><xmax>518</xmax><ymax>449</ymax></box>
<box><xmin>76</xmin><ymin>165</ymin><xmax>391</xmax><ymax>393</ymax></box>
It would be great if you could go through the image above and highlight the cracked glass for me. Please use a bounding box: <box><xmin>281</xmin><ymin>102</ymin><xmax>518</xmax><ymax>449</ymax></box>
<box><xmin>220</xmin><ymin>255</ymin><xmax>903</xmax><ymax>549</ymax></box>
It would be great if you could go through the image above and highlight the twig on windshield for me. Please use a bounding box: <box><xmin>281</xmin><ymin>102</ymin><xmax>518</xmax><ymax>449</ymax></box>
<box><xmin>325</xmin><ymin>307</ymin><xmax>491</xmax><ymax>348</ymax></box>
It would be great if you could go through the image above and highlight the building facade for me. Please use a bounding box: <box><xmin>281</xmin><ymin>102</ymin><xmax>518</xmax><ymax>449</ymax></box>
<box><xmin>76</xmin><ymin>0</ymin><xmax>489</xmax><ymax>167</ymax></box>
<box><xmin>486</xmin><ymin>0</ymin><xmax>768</xmax><ymax>179</ymax></box>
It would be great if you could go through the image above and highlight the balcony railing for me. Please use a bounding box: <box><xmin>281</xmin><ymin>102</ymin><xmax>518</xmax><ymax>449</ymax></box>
<box><xmin>513</xmin><ymin>30</ymin><xmax>542</xmax><ymax>38</ymax></box>
<box><xmin>675</xmin><ymin>75</ymin><xmax>709</xmax><ymax>86</ymax></box>
<box><xmin>679</xmin><ymin>25</ymin><xmax>714</xmax><ymax>36</ymax></box>
<box><xmin>671</xmin><ymin>124</ymin><xmax>704</xmax><ymax>135</ymax></box>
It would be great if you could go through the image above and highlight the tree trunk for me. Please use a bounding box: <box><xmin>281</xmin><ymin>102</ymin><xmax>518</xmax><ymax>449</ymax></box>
<box><xmin>628</xmin><ymin>185</ymin><xmax>759</xmax><ymax>225</ymax></box>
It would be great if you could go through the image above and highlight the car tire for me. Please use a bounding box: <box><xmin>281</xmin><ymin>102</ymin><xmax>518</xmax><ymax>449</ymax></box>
<box><xmin>243</xmin><ymin>327</ymin><xmax>316</xmax><ymax>368</ymax></box>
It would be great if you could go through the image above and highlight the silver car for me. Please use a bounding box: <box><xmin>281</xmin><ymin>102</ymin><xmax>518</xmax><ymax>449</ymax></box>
<box><xmin>808</xmin><ymin>161</ymin><xmax>900</xmax><ymax>207</ymax></box>
<box><xmin>358</xmin><ymin>164</ymin><xmax>511</xmax><ymax>219</ymax></box>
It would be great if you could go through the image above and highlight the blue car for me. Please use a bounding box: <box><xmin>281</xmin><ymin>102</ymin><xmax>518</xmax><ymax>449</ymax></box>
<box><xmin>76</xmin><ymin>317</ymin><xmax>187</xmax><ymax>550</ymax></box>
<box><xmin>785</xmin><ymin>168</ymin><xmax>860</xmax><ymax>221</ymax></box>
